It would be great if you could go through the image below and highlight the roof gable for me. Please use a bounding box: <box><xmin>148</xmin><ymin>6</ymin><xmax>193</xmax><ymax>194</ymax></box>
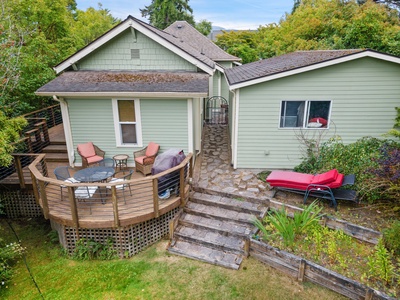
<box><xmin>54</xmin><ymin>16</ymin><xmax>215</xmax><ymax>75</ymax></box>
<box><xmin>226</xmin><ymin>49</ymin><xmax>400</xmax><ymax>89</ymax></box>
<box><xmin>164</xmin><ymin>21</ymin><xmax>241</xmax><ymax>62</ymax></box>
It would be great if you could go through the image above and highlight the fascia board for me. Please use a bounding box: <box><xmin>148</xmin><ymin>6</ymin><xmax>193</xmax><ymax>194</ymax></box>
<box><xmin>35</xmin><ymin>91</ymin><xmax>208</xmax><ymax>98</ymax></box>
<box><xmin>229</xmin><ymin>50</ymin><xmax>400</xmax><ymax>90</ymax></box>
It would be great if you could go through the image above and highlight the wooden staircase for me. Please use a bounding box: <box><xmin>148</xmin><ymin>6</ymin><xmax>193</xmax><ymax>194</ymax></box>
<box><xmin>42</xmin><ymin>142</ymin><xmax>68</xmax><ymax>163</ymax></box>
<box><xmin>168</xmin><ymin>192</ymin><xmax>268</xmax><ymax>270</ymax></box>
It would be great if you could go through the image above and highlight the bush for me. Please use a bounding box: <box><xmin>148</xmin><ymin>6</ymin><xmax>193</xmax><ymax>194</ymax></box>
<box><xmin>383</xmin><ymin>221</ymin><xmax>400</xmax><ymax>256</ymax></box>
<box><xmin>0</xmin><ymin>239</ymin><xmax>25</xmax><ymax>288</ymax></box>
<box><xmin>294</xmin><ymin>136</ymin><xmax>400</xmax><ymax>203</ymax></box>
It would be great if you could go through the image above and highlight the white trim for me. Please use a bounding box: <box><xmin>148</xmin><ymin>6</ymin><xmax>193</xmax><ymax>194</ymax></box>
<box><xmin>55</xmin><ymin>97</ymin><xmax>75</xmax><ymax>166</ymax></box>
<box><xmin>208</xmin><ymin>76</ymin><xmax>213</xmax><ymax>97</ymax></box>
<box><xmin>187</xmin><ymin>99</ymin><xmax>194</xmax><ymax>153</ymax></box>
<box><xmin>112</xmin><ymin>98</ymin><xmax>143</xmax><ymax>147</ymax></box>
<box><xmin>35</xmin><ymin>91</ymin><xmax>208</xmax><ymax>98</ymax></box>
<box><xmin>233</xmin><ymin>89</ymin><xmax>240</xmax><ymax>169</ymax></box>
<box><xmin>218</xmin><ymin>71</ymin><xmax>221</xmax><ymax>96</ymax></box>
<box><xmin>230</xmin><ymin>51</ymin><xmax>400</xmax><ymax>90</ymax></box>
<box><xmin>54</xmin><ymin>17</ymin><xmax>214</xmax><ymax>75</ymax></box>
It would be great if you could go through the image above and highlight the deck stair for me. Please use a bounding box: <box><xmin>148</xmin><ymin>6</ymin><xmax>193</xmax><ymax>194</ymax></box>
<box><xmin>42</xmin><ymin>143</ymin><xmax>68</xmax><ymax>163</ymax></box>
<box><xmin>168</xmin><ymin>192</ymin><xmax>268</xmax><ymax>270</ymax></box>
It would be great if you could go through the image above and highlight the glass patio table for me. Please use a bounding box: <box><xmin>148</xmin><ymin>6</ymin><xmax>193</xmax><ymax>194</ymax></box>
<box><xmin>73</xmin><ymin>166</ymin><xmax>115</xmax><ymax>182</ymax></box>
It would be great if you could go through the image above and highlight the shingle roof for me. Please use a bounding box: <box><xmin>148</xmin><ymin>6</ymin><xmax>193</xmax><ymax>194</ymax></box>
<box><xmin>36</xmin><ymin>71</ymin><xmax>209</xmax><ymax>94</ymax></box>
<box><xmin>225</xmin><ymin>49</ymin><xmax>366</xmax><ymax>86</ymax></box>
<box><xmin>164</xmin><ymin>21</ymin><xmax>241</xmax><ymax>62</ymax></box>
<box><xmin>133</xmin><ymin>17</ymin><xmax>216</xmax><ymax>69</ymax></box>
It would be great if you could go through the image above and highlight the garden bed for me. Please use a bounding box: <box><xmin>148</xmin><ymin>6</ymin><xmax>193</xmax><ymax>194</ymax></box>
<box><xmin>252</xmin><ymin>200</ymin><xmax>399</xmax><ymax>299</ymax></box>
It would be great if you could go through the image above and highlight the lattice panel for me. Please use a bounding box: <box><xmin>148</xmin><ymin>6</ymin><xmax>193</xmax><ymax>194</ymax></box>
<box><xmin>1</xmin><ymin>190</ymin><xmax>43</xmax><ymax>218</ymax></box>
<box><xmin>56</xmin><ymin>207</ymin><xmax>179</xmax><ymax>257</ymax></box>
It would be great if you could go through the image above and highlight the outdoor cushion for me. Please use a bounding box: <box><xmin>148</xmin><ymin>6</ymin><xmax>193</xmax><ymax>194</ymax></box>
<box><xmin>78</xmin><ymin>142</ymin><xmax>96</xmax><ymax>158</ymax></box>
<box><xmin>311</xmin><ymin>169</ymin><xmax>338</xmax><ymax>185</ymax></box>
<box><xmin>135</xmin><ymin>156</ymin><xmax>146</xmax><ymax>164</ymax></box>
<box><xmin>145</xmin><ymin>142</ymin><xmax>159</xmax><ymax>157</ymax></box>
<box><xmin>86</xmin><ymin>155</ymin><xmax>104</xmax><ymax>164</ymax></box>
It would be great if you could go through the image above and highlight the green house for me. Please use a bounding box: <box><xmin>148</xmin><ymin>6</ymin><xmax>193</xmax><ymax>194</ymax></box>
<box><xmin>36</xmin><ymin>16</ymin><xmax>240</xmax><ymax>167</ymax></box>
<box><xmin>225</xmin><ymin>49</ymin><xmax>400</xmax><ymax>169</ymax></box>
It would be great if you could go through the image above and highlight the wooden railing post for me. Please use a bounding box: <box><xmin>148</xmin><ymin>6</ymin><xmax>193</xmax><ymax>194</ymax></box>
<box><xmin>39</xmin><ymin>180</ymin><xmax>49</xmax><ymax>219</ymax></box>
<box><xmin>68</xmin><ymin>186</ymin><xmax>80</xmax><ymax>230</ymax></box>
<box><xmin>179</xmin><ymin>167</ymin><xmax>185</xmax><ymax>207</ymax></box>
<box><xmin>13</xmin><ymin>155</ymin><xmax>26</xmax><ymax>189</ymax></box>
<box><xmin>111</xmin><ymin>186</ymin><xmax>120</xmax><ymax>227</ymax></box>
<box><xmin>30</xmin><ymin>170</ymin><xmax>40</xmax><ymax>205</ymax></box>
<box><xmin>152</xmin><ymin>178</ymin><xmax>159</xmax><ymax>218</ymax></box>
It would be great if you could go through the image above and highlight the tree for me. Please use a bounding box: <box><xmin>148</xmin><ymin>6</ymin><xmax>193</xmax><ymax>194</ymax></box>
<box><xmin>70</xmin><ymin>4</ymin><xmax>120</xmax><ymax>50</ymax></box>
<box><xmin>0</xmin><ymin>111</ymin><xmax>27</xmax><ymax>166</ymax></box>
<box><xmin>140</xmin><ymin>0</ymin><xmax>195</xmax><ymax>29</ymax></box>
<box><xmin>217</xmin><ymin>0</ymin><xmax>400</xmax><ymax>63</ymax></box>
<box><xmin>195</xmin><ymin>19</ymin><xmax>212</xmax><ymax>36</ymax></box>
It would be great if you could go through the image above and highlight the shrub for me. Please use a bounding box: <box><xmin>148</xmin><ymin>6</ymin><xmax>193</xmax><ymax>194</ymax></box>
<box><xmin>383</xmin><ymin>221</ymin><xmax>400</xmax><ymax>256</ymax></box>
<box><xmin>294</xmin><ymin>136</ymin><xmax>400</xmax><ymax>203</ymax></box>
<box><xmin>72</xmin><ymin>237</ymin><xmax>118</xmax><ymax>260</ymax></box>
<box><xmin>0</xmin><ymin>240</ymin><xmax>25</xmax><ymax>288</ymax></box>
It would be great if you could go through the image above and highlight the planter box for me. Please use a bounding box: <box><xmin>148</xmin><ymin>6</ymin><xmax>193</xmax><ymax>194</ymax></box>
<box><xmin>250</xmin><ymin>238</ymin><xmax>395</xmax><ymax>300</ymax></box>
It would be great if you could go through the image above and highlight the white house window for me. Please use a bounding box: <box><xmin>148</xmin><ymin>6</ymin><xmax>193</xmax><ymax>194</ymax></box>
<box><xmin>112</xmin><ymin>99</ymin><xmax>142</xmax><ymax>147</ymax></box>
<box><xmin>280</xmin><ymin>100</ymin><xmax>331</xmax><ymax>128</ymax></box>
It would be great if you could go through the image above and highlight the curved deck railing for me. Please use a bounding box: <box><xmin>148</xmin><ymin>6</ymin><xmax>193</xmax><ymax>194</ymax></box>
<box><xmin>29</xmin><ymin>153</ymin><xmax>193</xmax><ymax>229</ymax></box>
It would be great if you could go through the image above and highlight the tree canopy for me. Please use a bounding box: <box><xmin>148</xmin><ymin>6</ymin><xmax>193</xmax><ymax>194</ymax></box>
<box><xmin>140</xmin><ymin>0</ymin><xmax>195</xmax><ymax>29</ymax></box>
<box><xmin>0</xmin><ymin>0</ymin><xmax>119</xmax><ymax>117</ymax></box>
<box><xmin>216</xmin><ymin>0</ymin><xmax>400</xmax><ymax>62</ymax></box>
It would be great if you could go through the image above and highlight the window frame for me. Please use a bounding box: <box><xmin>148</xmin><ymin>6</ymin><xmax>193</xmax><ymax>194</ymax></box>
<box><xmin>112</xmin><ymin>98</ymin><xmax>143</xmax><ymax>147</ymax></box>
<box><xmin>278</xmin><ymin>100</ymin><xmax>332</xmax><ymax>129</ymax></box>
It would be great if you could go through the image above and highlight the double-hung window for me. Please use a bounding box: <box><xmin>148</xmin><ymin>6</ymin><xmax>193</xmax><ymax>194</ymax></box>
<box><xmin>112</xmin><ymin>99</ymin><xmax>142</xmax><ymax>147</ymax></box>
<box><xmin>279</xmin><ymin>100</ymin><xmax>331</xmax><ymax>129</ymax></box>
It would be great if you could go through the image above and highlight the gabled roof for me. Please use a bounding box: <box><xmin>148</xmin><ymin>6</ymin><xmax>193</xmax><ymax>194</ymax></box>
<box><xmin>54</xmin><ymin>16</ymin><xmax>216</xmax><ymax>75</ymax></box>
<box><xmin>36</xmin><ymin>70</ymin><xmax>209</xmax><ymax>98</ymax></box>
<box><xmin>164</xmin><ymin>21</ymin><xmax>241</xmax><ymax>62</ymax></box>
<box><xmin>225</xmin><ymin>49</ymin><xmax>400</xmax><ymax>90</ymax></box>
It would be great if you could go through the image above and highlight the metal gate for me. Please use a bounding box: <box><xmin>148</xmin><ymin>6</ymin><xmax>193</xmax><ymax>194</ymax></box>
<box><xmin>205</xmin><ymin>96</ymin><xmax>228</xmax><ymax>125</ymax></box>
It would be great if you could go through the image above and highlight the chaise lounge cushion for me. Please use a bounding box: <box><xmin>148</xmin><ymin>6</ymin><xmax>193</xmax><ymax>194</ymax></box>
<box><xmin>267</xmin><ymin>169</ymin><xmax>344</xmax><ymax>190</ymax></box>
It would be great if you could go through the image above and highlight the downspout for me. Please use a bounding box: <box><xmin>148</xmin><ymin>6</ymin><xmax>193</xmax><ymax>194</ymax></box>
<box><xmin>231</xmin><ymin>89</ymin><xmax>239</xmax><ymax>169</ymax></box>
<box><xmin>53</xmin><ymin>95</ymin><xmax>75</xmax><ymax>167</ymax></box>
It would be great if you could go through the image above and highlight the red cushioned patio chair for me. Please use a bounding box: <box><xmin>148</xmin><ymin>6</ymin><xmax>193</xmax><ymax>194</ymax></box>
<box><xmin>266</xmin><ymin>169</ymin><xmax>357</xmax><ymax>210</ymax></box>
<box><xmin>134</xmin><ymin>142</ymin><xmax>160</xmax><ymax>175</ymax></box>
<box><xmin>77</xmin><ymin>142</ymin><xmax>105</xmax><ymax>168</ymax></box>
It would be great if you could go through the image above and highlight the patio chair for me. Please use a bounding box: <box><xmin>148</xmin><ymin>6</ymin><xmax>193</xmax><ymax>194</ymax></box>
<box><xmin>77</xmin><ymin>142</ymin><xmax>105</xmax><ymax>168</ymax></box>
<box><xmin>54</xmin><ymin>166</ymin><xmax>80</xmax><ymax>200</ymax></box>
<box><xmin>266</xmin><ymin>169</ymin><xmax>357</xmax><ymax>210</ymax></box>
<box><xmin>106</xmin><ymin>170</ymin><xmax>134</xmax><ymax>204</ymax></box>
<box><xmin>134</xmin><ymin>142</ymin><xmax>160</xmax><ymax>175</ymax></box>
<box><xmin>74</xmin><ymin>186</ymin><xmax>98</xmax><ymax>214</ymax></box>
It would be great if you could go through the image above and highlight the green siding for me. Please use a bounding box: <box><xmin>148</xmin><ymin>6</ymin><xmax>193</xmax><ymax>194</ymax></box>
<box><xmin>78</xmin><ymin>29</ymin><xmax>196</xmax><ymax>71</ymax></box>
<box><xmin>236</xmin><ymin>57</ymin><xmax>400</xmax><ymax>169</ymax></box>
<box><xmin>68</xmin><ymin>98</ymin><xmax>188</xmax><ymax>165</ymax></box>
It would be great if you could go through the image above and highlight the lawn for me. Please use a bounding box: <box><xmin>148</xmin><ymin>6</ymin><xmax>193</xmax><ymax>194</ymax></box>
<box><xmin>0</xmin><ymin>218</ymin><xmax>345</xmax><ymax>300</ymax></box>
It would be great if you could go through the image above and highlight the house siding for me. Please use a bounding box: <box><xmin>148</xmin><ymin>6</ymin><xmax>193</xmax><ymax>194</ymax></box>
<box><xmin>78</xmin><ymin>29</ymin><xmax>196</xmax><ymax>71</ymax></box>
<box><xmin>235</xmin><ymin>57</ymin><xmax>400</xmax><ymax>169</ymax></box>
<box><xmin>68</xmin><ymin>98</ymin><xmax>189</xmax><ymax>165</ymax></box>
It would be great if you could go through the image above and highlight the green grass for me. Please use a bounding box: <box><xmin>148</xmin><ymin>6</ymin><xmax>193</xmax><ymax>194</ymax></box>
<box><xmin>0</xmin><ymin>218</ymin><xmax>346</xmax><ymax>300</ymax></box>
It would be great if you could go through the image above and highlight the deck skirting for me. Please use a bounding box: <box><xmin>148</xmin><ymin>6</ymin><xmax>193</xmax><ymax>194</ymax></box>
<box><xmin>1</xmin><ymin>190</ymin><xmax>43</xmax><ymax>218</ymax></box>
<box><xmin>51</xmin><ymin>207</ymin><xmax>180</xmax><ymax>257</ymax></box>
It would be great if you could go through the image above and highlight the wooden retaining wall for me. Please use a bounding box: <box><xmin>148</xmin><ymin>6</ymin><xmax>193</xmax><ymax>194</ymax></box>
<box><xmin>250</xmin><ymin>239</ymin><xmax>395</xmax><ymax>300</ymax></box>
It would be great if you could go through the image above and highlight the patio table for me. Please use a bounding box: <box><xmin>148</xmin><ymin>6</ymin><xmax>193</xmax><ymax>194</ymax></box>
<box><xmin>73</xmin><ymin>166</ymin><xmax>115</xmax><ymax>182</ymax></box>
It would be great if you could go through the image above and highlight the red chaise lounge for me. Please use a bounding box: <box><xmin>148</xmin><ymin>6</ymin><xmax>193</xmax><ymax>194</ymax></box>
<box><xmin>266</xmin><ymin>169</ymin><xmax>357</xmax><ymax>210</ymax></box>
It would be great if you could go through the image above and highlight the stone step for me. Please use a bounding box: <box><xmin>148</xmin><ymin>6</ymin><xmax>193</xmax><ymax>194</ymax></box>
<box><xmin>168</xmin><ymin>239</ymin><xmax>243</xmax><ymax>270</ymax></box>
<box><xmin>174</xmin><ymin>225</ymin><xmax>245</xmax><ymax>254</ymax></box>
<box><xmin>42</xmin><ymin>144</ymin><xmax>67</xmax><ymax>153</ymax></box>
<box><xmin>184</xmin><ymin>201</ymin><xmax>259</xmax><ymax>225</ymax></box>
<box><xmin>190</xmin><ymin>192</ymin><xmax>265</xmax><ymax>215</ymax></box>
<box><xmin>179</xmin><ymin>212</ymin><xmax>255</xmax><ymax>238</ymax></box>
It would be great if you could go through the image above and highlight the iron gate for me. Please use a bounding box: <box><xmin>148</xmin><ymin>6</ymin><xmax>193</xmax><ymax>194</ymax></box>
<box><xmin>205</xmin><ymin>96</ymin><xmax>228</xmax><ymax>125</ymax></box>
